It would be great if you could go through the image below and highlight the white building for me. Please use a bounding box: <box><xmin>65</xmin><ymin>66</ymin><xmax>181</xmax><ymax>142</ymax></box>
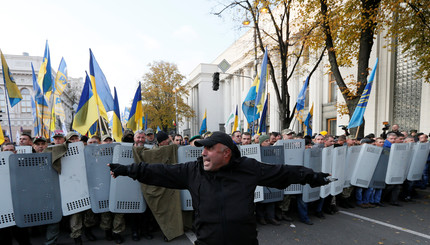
<box><xmin>181</xmin><ymin>20</ymin><xmax>430</xmax><ymax>137</ymax></box>
<box><xmin>0</xmin><ymin>52</ymin><xmax>83</xmax><ymax>140</ymax></box>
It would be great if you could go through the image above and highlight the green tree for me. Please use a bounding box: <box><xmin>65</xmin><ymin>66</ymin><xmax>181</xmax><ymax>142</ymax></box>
<box><xmin>141</xmin><ymin>61</ymin><xmax>194</xmax><ymax>132</ymax></box>
<box><xmin>298</xmin><ymin>0</ymin><xmax>429</xmax><ymax>136</ymax></box>
<box><xmin>383</xmin><ymin>0</ymin><xmax>430</xmax><ymax>83</ymax></box>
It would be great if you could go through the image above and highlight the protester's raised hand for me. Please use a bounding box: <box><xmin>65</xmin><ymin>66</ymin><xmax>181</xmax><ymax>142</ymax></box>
<box><xmin>309</xmin><ymin>172</ymin><xmax>331</xmax><ymax>188</ymax></box>
<box><xmin>108</xmin><ymin>163</ymin><xmax>129</xmax><ymax>178</ymax></box>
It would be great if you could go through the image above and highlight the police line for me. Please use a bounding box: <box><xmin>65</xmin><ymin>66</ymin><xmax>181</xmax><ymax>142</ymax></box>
<box><xmin>1</xmin><ymin>140</ymin><xmax>429</xmax><ymax>228</ymax></box>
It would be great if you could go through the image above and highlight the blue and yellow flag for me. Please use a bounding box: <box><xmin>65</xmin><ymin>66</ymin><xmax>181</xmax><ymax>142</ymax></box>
<box><xmin>47</xmin><ymin>57</ymin><xmax>67</xmax><ymax>99</ymax></box>
<box><xmin>232</xmin><ymin>105</ymin><xmax>238</xmax><ymax>132</ymax></box>
<box><xmin>89</xmin><ymin>49</ymin><xmax>113</xmax><ymax>120</ymax></box>
<box><xmin>295</xmin><ymin>76</ymin><xmax>309</xmax><ymax>123</ymax></box>
<box><xmin>126</xmin><ymin>83</ymin><xmax>143</xmax><ymax>132</ymax></box>
<box><xmin>112</xmin><ymin>87</ymin><xmax>123</xmax><ymax>142</ymax></box>
<box><xmin>31</xmin><ymin>63</ymin><xmax>48</xmax><ymax>107</ymax></box>
<box><xmin>72</xmin><ymin>72</ymin><xmax>99</xmax><ymax>135</ymax></box>
<box><xmin>242</xmin><ymin>75</ymin><xmax>260</xmax><ymax>123</ymax></box>
<box><xmin>258</xmin><ymin>96</ymin><xmax>268</xmax><ymax>134</ymax></box>
<box><xmin>199</xmin><ymin>109</ymin><xmax>207</xmax><ymax>135</ymax></box>
<box><xmin>31</xmin><ymin>97</ymin><xmax>41</xmax><ymax>136</ymax></box>
<box><xmin>348</xmin><ymin>58</ymin><xmax>379</xmax><ymax>129</ymax></box>
<box><xmin>1</xmin><ymin>50</ymin><xmax>22</xmax><ymax>107</ymax></box>
<box><xmin>256</xmin><ymin>47</ymin><xmax>268</xmax><ymax>113</ymax></box>
<box><xmin>304</xmin><ymin>103</ymin><xmax>314</xmax><ymax>136</ymax></box>
<box><xmin>37</xmin><ymin>41</ymin><xmax>54</xmax><ymax>94</ymax></box>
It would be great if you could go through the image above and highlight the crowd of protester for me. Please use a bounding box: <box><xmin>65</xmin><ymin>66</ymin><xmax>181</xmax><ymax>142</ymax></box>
<box><xmin>1</xmin><ymin>123</ymin><xmax>429</xmax><ymax>244</ymax></box>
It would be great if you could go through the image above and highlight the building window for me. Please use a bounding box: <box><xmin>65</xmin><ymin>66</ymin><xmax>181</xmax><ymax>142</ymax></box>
<box><xmin>21</xmin><ymin>88</ymin><xmax>32</xmax><ymax>113</ymax></box>
<box><xmin>328</xmin><ymin>73</ymin><xmax>337</xmax><ymax>103</ymax></box>
<box><xmin>327</xmin><ymin>118</ymin><xmax>337</xmax><ymax>136</ymax></box>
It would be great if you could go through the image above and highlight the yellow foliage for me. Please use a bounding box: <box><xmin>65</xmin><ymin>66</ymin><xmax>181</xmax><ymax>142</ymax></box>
<box><xmin>140</xmin><ymin>61</ymin><xmax>195</xmax><ymax>131</ymax></box>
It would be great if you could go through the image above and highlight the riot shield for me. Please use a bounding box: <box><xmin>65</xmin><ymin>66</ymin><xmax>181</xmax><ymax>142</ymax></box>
<box><xmin>9</xmin><ymin>153</ymin><xmax>62</xmax><ymax>227</ymax></box>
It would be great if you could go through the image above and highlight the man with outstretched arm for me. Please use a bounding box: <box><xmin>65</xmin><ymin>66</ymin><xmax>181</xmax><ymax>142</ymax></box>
<box><xmin>109</xmin><ymin>131</ymin><xmax>330</xmax><ymax>245</ymax></box>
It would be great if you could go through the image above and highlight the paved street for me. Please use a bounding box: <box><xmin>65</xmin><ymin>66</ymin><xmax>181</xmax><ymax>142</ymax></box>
<box><xmin>23</xmin><ymin>189</ymin><xmax>430</xmax><ymax>245</ymax></box>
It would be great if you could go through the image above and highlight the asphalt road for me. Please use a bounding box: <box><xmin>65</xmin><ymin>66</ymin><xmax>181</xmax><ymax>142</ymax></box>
<box><xmin>19</xmin><ymin>189</ymin><xmax>430</xmax><ymax>245</ymax></box>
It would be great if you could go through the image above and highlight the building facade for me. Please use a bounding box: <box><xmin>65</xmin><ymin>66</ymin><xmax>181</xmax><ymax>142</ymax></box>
<box><xmin>0</xmin><ymin>53</ymin><xmax>83</xmax><ymax>140</ymax></box>
<box><xmin>181</xmin><ymin>24</ymin><xmax>430</xmax><ymax>137</ymax></box>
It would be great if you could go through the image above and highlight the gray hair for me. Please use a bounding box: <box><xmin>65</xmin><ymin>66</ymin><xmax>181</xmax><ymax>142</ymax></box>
<box><xmin>135</xmin><ymin>130</ymin><xmax>145</xmax><ymax>135</ymax></box>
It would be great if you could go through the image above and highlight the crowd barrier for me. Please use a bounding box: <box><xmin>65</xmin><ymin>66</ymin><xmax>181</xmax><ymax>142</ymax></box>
<box><xmin>1</xmin><ymin>142</ymin><xmax>428</xmax><ymax>228</ymax></box>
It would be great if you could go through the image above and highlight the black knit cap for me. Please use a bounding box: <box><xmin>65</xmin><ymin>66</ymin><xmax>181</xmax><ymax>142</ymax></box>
<box><xmin>156</xmin><ymin>131</ymin><xmax>169</xmax><ymax>143</ymax></box>
<box><xmin>194</xmin><ymin>131</ymin><xmax>241</xmax><ymax>157</ymax></box>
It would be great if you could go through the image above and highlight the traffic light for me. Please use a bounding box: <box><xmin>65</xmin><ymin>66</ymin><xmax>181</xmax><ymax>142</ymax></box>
<box><xmin>212</xmin><ymin>72</ymin><xmax>220</xmax><ymax>91</ymax></box>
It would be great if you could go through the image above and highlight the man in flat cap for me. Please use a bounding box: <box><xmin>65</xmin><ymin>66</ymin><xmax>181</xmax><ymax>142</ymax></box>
<box><xmin>109</xmin><ymin>131</ymin><xmax>330</xmax><ymax>245</ymax></box>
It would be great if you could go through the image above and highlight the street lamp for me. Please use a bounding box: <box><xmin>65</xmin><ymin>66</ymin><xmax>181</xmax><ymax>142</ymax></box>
<box><xmin>243</xmin><ymin>19</ymin><xmax>258</xmax><ymax>76</ymax></box>
<box><xmin>172</xmin><ymin>86</ymin><xmax>180</xmax><ymax>134</ymax></box>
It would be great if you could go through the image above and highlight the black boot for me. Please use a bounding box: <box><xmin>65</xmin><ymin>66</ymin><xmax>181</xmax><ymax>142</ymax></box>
<box><xmin>74</xmin><ymin>236</ymin><xmax>83</xmax><ymax>245</ymax></box>
<box><xmin>105</xmin><ymin>229</ymin><xmax>113</xmax><ymax>241</ymax></box>
<box><xmin>84</xmin><ymin>227</ymin><xmax>97</xmax><ymax>241</ymax></box>
<box><xmin>113</xmin><ymin>232</ymin><xmax>124</xmax><ymax>244</ymax></box>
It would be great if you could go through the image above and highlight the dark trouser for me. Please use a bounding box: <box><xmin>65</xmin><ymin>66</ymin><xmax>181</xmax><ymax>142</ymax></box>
<box><xmin>0</xmin><ymin>226</ymin><xmax>32</xmax><ymax>245</ymax></box>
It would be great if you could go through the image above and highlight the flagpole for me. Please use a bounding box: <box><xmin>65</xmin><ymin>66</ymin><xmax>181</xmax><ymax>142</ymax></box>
<box><xmin>2</xmin><ymin>87</ymin><xmax>14</xmax><ymax>144</ymax></box>
<box><xmin>355</xmin><ymin>125</ymin><xmax>360</xmax><ymax>139</ymax></box>
<box><xmin>48</xmin><ymin>93</ymin><xmax>55</xmax><ymax>137</ymax></box>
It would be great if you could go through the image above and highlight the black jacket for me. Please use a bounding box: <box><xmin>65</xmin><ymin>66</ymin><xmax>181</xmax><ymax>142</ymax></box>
<box><xmin>127</xmin><ymin>156</ymin><xmax>316</xmax><ymax>245</ymax></box>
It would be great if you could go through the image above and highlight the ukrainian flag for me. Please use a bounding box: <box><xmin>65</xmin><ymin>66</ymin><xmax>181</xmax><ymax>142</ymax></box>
<box><xmin>72</xmin><ymin>72</ymin><xmax>99</xmax><ymax>135</ymax></box>
<box><xmin>258</xmin><ymin>96</ymin><xmax>268</xmax><ymax>134</ymax></box>
<box><xmin>126</xmin><ymin>83</ymin><xmax>143</xmax><ymax>132</ymax></box>
<box><xmin>242</xmin><ymin>75</ymin><xmax>260</xmax><ymax>123</ymax></box>
<box><xmin>37</xmin><ymin>41</ymin><xmax>54</xmax><ymax>94</ymax></box>
<box><xmin>1</xmin><ymin>50</ymin><xmax>22</xmax><ymax>107</ymax></box>
<box><xmin>199</xmin><ymin>109</ymin><xmax>207</xmax><ymax>135</ymax></box>
<box><xmin>112</xmin><ymin>87</ymin><xmax>123</xmax><ymax>142</ymax></box>
<box><xmin>232</xmin><ymin>105</ymin><xmax>238</xmax><ymax>132</ymax></box>
<box><xmin>348</xmin><ymin>59</ymin><xmax>378</xmax><ymax>129</ymax></box>
<box><xmin>31</xmin><ymin>98</ymin><xmax>41</xmax><ymax>136</ymax></box>
<box><xmin>89</xmin><ymin>49</ymin><xmax>114</xmax><ymax>120</ymax></box>
<box><xmin>256</xmin><ymin>47</ymin><xmax>268</xmax><ymax>113</ymax></box>
<box><xmin>47</xmin><ymin>57</ymin><xmax>67</xmax><ymax>99</ymax></box>
<box><xmin>295</xmin><ymin>76</ymin><xmax>309</xmax><ymax>123</ymax></box>
<box><xmin>304</xmin><ymin>103</ymin><xmax>314</xmax><ymax>136</ymax></box>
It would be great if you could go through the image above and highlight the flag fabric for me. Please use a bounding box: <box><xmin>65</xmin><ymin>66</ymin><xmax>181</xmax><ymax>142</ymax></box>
<box><xmin>232</xmin><ymin>105</ymin><xmax>239</xmax><ymax>132</ymax></box>
<box><xmin>156</xmin><ymin>126</ymin><xmax>162</xmax><ymax>133</ymax></box>
<box><xmin>112</xmin><ymin>87</ymin><xmax>123</xmax><ymax>142</ymax></box>
<box><xmin>31</xmin><ymin>98</ymin><xmax>41</xmax><ymax>136</ymax></box>
<box><xmin>295</xmin><ymin>76</ymin><xmax>309</xmax><ymax>123</ymax></box>
<box><xmin>225</xmin><ymin>108</ymin><xmax>235</xmax><ymax>133</ymax></box>
<box><xmin>144</xmin><ymin>113</ymin><xmax>148</xmax><ymax>130</ymax></box>
<box><xmin>126</xmin><ymin>83</ymin><xmax>143</xmax><ymax>132</ymax></box>
<box><xmin>348</xmin><ymin>58</ymin><xmax>379</xmax><ymax>129</ymax></box>
<box><xmin>31</xmin><ymin>63</ymin><xmax>48</xmax><ymax>107</ymax></box>
<box><xmin>304</xmin><ymin>103</ymin><xmax>314</xmax><ymax>136</ymax></box>
<box><xmin>37</xmin><ymin>41</ymin><xmax>54</xmax><ymax>94</ymax></box>
<box><xmin>88</xmin><ymin>121</ymin><xmax>98</xmax><ymax>137</ymax></box>
<box><xmin>199</xmin><ymin>109</ymin><xmax>207</xmax><ymax>135</ymax></box>
<box><xmin>72</xmin><ymin>72</ymin><xmax>99</xmax><ymax>135</ymax></box>
<box><xmin>89</xmin><ymin>49</ymin><xmax>114</xmax><ymax>117</ymax></box>
<box><xmin>0</xmin><ymin>121</ymin><xmax>5</xmax><ymax>145</ymax></box>
<box><xmin>242</xmin><ymin>75</ymin><xmax>260</xmax><ymax>123</ymax></box>
<box><xmin>256</xmin><ymin>47</ymin><xmax>268</xmax><ymax>113</ymax></box>
<box><xmin>122</xmin><ymin>107</ymin><xmax>130</xmax><ymax>126</ymax></box>
<box><xmin>1</xmin><ymin>50</ymin><xmax>22</xmax><ymax>107</ymax></box>
<box><xmin>53</xmin><ymin>94</ymin><xmax>65</xmax><ymax>122</ymax></box>
<box><xmin>50</xmin><ymin>104</ymin><xmax>56</xmax><ymax>131</ymax></box>
<box><xmin>47</xmin><ymin>57</ymin><xmax>67</xmax><ymax>99</ymax></box>
<box><xmin>258</xmin><ymin>96</ymin><xmax>268</xmax><ymax>134</ymax></box>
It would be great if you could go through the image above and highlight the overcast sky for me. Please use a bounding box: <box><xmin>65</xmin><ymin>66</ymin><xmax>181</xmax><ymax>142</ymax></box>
<box><xmin>2</xmin><ymin>0</ymin><xmax>245</xmax><ymax>109</ymax></box>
